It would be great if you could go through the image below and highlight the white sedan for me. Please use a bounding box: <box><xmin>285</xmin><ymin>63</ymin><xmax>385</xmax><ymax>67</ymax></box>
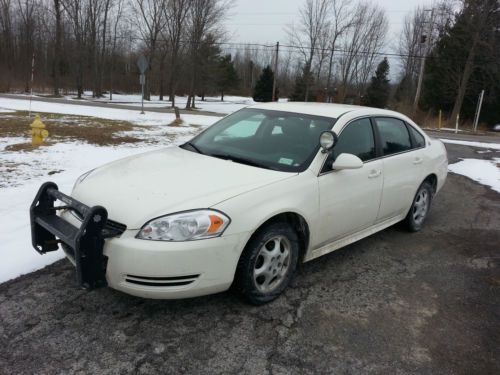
<box><xmin>30</xmin><ymin>103</ymin><xmax>448</xmax><ymax>304</ymax></box>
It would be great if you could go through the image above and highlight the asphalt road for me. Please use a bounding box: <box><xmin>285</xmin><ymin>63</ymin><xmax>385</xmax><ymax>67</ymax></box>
<box><xmin>0</xmin><ymin>93</ymin><xmax>223</xmax><ymax>117</ymax></box>
<box><xmin>0</xmin><ymin>143</ymin><xmax>499</xmax><ymax>374</ymax></box>
<box><xmin>426</xmin><ymin>129</ymin><xmax>500</xmax><ymax>143</ymax></box>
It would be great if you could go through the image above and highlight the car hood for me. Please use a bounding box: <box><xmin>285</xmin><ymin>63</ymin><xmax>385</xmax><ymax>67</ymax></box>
<box><xmin>71</xmin><ymin>146</ymin><xmax>294</xmax><ymax>229</ymax></box>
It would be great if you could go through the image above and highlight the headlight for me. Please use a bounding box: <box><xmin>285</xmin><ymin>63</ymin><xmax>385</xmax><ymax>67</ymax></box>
<box><xmin>136</xmin><ymin>209</ymin><xmax>230</xmax><ymax>241</ymax></box>
<box><xmin>73</xmin><ymin>169</ymin><xmax>95</xmax><ymax>190</ymax></box>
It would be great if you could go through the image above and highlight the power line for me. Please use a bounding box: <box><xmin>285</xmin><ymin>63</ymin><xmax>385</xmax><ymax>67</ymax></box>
<box><xmin>113</xmin><ymin>35</ymin><xmax>428</xmax><ymax>59</ymax></box>
<box><xmin>110</xmin><ymin>35</ymin><xmax>500</xmax><ymax>64</ymax></box>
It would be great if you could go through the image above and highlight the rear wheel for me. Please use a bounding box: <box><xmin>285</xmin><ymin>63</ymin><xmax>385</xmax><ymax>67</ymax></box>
<box><xmin>405</xmin><ymin>181</ymin><xmax>433</xmax><ymax>232</ymax></box>
<box><xmin>235</xmin><ymin>222</ymin><xmax>299</xmax><ymax>305</ymax></box>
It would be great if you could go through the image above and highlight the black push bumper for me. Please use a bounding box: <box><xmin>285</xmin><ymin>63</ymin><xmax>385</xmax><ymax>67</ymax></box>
<box><xmin>30</xmin><ymin>182</ymin><xmax>125</xmax><ymax>289</ymax></box>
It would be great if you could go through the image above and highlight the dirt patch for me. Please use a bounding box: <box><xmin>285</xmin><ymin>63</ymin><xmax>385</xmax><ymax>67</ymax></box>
<box><xmin>0</xmin><ymin>111</ymin><xmax>143</xmax><ymax>146</ymax></box>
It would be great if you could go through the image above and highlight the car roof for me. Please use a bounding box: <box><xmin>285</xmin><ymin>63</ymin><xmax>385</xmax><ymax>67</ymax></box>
<box><xmin>249</xmin><ymin>101</ymin><xmax>402</xmax><ymax>120</ymax></box>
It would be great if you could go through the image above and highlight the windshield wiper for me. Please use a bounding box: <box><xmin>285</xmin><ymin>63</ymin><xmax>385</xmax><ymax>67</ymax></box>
<box><xmin>209</xmin><ymin>153</ymin><xmax>275</xmax><ymax>170</ymax></box>
<box><xmin>182</xmin><ymin>141</ymin><xmax>203</xmax><ymax>154</ymax></box>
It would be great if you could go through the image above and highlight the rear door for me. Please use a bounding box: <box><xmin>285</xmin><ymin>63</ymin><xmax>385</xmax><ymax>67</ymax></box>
<box><xmin>373</xmin><ymin>117</ymin><xmax>426</xmax><ymax>222</ymax></box>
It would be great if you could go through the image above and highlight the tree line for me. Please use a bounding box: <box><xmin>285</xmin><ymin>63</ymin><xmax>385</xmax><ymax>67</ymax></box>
<box><xmin>0</xmin><ymin>0</ymin><xmax>498</xmax><ymax>124</ymax></box>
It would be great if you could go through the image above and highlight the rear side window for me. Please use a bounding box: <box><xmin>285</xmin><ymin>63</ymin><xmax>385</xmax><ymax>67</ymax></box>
<box><xmin>408</xmin><ymin>125</ymin><xmax>425</xmax><ymax>148</ymax></box>
<box><xmin>374</xmin><ymin>118</ymin><xmax>412</xmax><ymax>156</ymax></box>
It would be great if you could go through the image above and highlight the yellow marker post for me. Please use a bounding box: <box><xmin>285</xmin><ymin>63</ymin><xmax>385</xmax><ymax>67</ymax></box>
<box><xmin>438</xmin><ymin>110</ymin><xmax>442</xmax><ymax>130</ymax></box>
<box><xmin>30</xmin><ymin>114</ymin><xmax>49</xmax><ymax>145</ymax></box>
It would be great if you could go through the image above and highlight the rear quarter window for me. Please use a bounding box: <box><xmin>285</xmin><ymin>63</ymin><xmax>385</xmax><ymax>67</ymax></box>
<box><xmin>408</xmin><ymin>125</ymin><xmax>426</xmax><ymax>148</ymax></box>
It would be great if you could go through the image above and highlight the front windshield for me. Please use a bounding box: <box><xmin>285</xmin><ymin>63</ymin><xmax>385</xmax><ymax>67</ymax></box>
<box><xmin>185</xmin><ymin>108</ymin><xmax>336</xmax><ymax>172</ymax></box>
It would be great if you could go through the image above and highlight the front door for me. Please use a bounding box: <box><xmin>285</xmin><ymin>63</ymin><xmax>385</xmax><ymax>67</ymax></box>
<box><xmin>317</xmin><ymin>117</ymin><xmax>384</xmax><ymax>246</ymax></box>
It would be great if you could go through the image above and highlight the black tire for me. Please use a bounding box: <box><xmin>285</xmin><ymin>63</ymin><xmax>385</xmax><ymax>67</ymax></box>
<box><xmin>405</xmin><ymin>181</ymin><xmax>433</xmax><ymax>232</ymax></box>
<box><xmin>235</xmin><ymin>221</ymin><xmax>299</xmax><ymax>305</ymax></box>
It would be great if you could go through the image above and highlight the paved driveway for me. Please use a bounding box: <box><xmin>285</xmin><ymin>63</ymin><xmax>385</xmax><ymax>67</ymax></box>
<box><xmin>0</xmin><ymin>143</ymin><xmax>499</xmax><ymax>374</ymax></box>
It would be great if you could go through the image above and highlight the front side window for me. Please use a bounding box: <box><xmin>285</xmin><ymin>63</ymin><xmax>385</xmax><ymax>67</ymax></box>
<box><xmin>374</xmin><ymin>117</ymin><xmax>412</xmax><ymax>156</ymax></box>
<box><xmin>322</xmin><ymin>118</ymin><xmax>376</xmax><ymax>172</ymax></box>
<box><xmin>185</xmin><ymin>108</ymin><xmax>335</xmax><ymax>172</ymax></box>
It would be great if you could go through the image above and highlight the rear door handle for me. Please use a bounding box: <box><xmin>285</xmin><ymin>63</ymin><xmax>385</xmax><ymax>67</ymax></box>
<box><xmin>413</xmin><ymin>157</ymin><xmax>423</xmax><ymax>165</ymax></box>
<box><xmin>368</xmin><ymin>170</ymin><xmax>381</xmax><ymax>179</ymax></box>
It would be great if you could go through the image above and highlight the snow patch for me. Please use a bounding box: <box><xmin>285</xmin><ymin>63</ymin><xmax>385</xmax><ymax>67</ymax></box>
<box><xmin>0</xmin><ymin>97</ymin><xmax>220</xmax><ymax>127</ymax></box>
<box><xmin>448</xmin><ymin>158</ymin><xmax>500</xmax><ymax>193</ymax></box>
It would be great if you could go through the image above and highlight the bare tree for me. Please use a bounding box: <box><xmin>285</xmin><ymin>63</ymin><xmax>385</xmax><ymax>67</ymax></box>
<box><xmin>286</xmin><ymin>0</ymin><xmax>332</xmax><ymax>101</ymax></box>
<box><xmin>0</xmin><ymin>0</ymin><xmax>14</xmax><ymax>91</ymax></box>
<box><xmin>324</xmin><ymin>0</ymin><xmax>352</xmax><ymax>102</ymax></box>
<box><xmin>163</xmin><ymin>0</ymin><xmax>191</xmax><ymax>106</ymax></box>
<box><xmin>337</xmin><ymin>2</ymin><xmax>388</xmax><ymax>103</ymax></box>
<box><xmin>109</xmin><ymin>0</ymin><xmax>125</xmax><ymax>100</ymax></box>
<box><xmin>131</xmin><ymin>0</ymin><xmax>167</xmax><ymax>100</ymax></box>
<box><xmin>53</xmin><ymin>0</ymin><xmax>62</xmax><ymax>96</ymax></box>
<box><xmin>17</xmin><ymin>0</ymin><xmax>38</xmax><ymax>92</ymax></box>
<box><xmin>184</xmin><ymin>0</ymin><xmax>230</xmax><ymax>109</ymax></box>
<box><xmin>61</xmin><ymin>0</ymin><xmax>87</xmax><ymax>98</ymax></box>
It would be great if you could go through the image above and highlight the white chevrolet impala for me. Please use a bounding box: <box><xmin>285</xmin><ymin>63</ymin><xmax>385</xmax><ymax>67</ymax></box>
<box><xmin>30</xmin><ymin>103</ymin><xmax>447</xmax><ymax>304</ymax></box>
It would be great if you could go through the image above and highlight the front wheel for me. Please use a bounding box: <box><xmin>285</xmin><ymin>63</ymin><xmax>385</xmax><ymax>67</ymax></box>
<box><xmin>405</xmin><ymin>181</ymin><xmax>433</xmax><ymax>232</ymax></box>
<box><xmin>235</xmin><ymin>222</ymin><xmax>299</xmax><ymax>305</ymax></box>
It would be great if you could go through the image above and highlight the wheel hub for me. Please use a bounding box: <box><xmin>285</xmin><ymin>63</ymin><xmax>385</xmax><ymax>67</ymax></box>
<box><xmin>253</xmin><ymin>235</ymin><xmax>291</xmax><ymax>293</ymax></box>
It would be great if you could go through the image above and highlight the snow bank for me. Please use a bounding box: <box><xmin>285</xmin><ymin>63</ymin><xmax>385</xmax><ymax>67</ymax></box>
<box><xmin>66</xmin><ymin>93</ymin><xmax>255</xmax><ymax>114</ymax></box>
<box><xmin>448</xmin><ymin>158</ymin><xmax>500</xmax><ymax>193</ymax></box>
<box><xmin>0</xmin><ymin>103</ymin><xmax>220</xmax><ymax>283</ymax></box>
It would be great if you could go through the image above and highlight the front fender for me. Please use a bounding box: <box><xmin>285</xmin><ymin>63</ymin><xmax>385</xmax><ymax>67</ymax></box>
<box><xmin>213</xmin><ymin>170</ymin><xmax>320</xmax><ymax>257</ymax></box>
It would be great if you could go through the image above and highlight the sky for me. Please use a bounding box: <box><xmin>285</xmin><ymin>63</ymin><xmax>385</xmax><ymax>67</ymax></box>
<box><xmin>225</xmin><ymin>0</ymin><xmax>426</xmax><ymax>52</ymax></box>
<box><xmin>226</xmin><ymin>0</ymin><xmax>424</xmax><ymax>44</ymax></box>
<box><xmin>223</xmin><ymin>0</ymin><xmax>427</xmax><ymax>77</ymax></box>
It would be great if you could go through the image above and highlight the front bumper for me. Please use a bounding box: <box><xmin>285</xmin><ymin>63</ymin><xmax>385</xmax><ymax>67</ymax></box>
<box><xmin>31</xmin><ymin>182</ymin><xmax>247</xmax><ymax>299</ymax></box>
<box><xmin>97</xmin><ymin>230</ymin><xmax>246</xmax><ymax>299</ymax></box>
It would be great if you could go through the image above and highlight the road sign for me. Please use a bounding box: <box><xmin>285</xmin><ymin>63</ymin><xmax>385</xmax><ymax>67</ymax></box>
<box><xmin>139</xmin><ymin>74</ymin><xmax>145</xmax><ymax>85</ymax></box>
<box><xmin>136</xmin><ymin>55</ymin><xmax>149</xmax><ymax>74</ymax></box>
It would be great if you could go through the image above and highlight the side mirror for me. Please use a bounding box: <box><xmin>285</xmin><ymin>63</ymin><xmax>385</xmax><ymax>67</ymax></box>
<box><xmin>332</xmin><ymin>153</ymin><xmax>363</xmax><ymax>170</ymax></box>
<box><xmin>319</xmin><ymin>131</ymin><xmax>338</xmax><ymax>153</ymax></box>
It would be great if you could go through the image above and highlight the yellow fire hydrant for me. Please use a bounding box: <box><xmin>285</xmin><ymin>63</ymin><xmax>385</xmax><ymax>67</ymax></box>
<box><xmin>30</xmin><ymin>115</ymin><xmax>49</xmax><ymax>145</ymax></box>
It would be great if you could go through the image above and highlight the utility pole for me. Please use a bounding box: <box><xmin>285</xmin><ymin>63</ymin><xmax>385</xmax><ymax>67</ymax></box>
<box><xmin>472</xmin><ymin>90</ymin><xmax>485</xmax><ymax>133</ymax></box>
<box><xmin>412</xmin><ymin>9</ymin><xmax>434</xmax><ymax>115</ymax></box>
<box><xmin>272</xmin><ymin>42</ymin><xmax>279</xmax><ymax>102</ymax></box>
<box><xmin>325</xmin><ymin>43</ymin><xmax>335</xmax><ymax>103</ymax></box>
<box><xmin>29</xmin><ymin>52</ymin><xmax>35</xmax><ymax>118</ymax></box>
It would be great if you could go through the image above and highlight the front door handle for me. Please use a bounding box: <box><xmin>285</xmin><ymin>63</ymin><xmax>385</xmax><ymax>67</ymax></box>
<box><xmin>413</xmin><ymin>157</ymin><xmax>423</xmax><ymax>165</ymax></box>
<box><xmin>368</xmin><ymin>170</ymin><xmax>381</xmax><ymax>179</ymax></box>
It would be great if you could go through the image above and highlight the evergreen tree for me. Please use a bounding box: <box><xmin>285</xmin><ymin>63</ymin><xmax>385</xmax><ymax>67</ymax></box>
<box><xmin>289</xmin><ymin>73</ymin><xmax>307</xmax><ymax>102</ymax></box>
<box><xmin>253</xmin><ymin>66</ymin><xmax>274</xmax><ymax>102</ymax></box>
<box><xmin>216</xmin><ymin>54</ymin><xmax>239</xmax><ymax>101</ymax></box>
<box><xmin>289</xmin><ymin>63</ymin><xmax>315</xmax><ymax>102</ymax></box>
<box><xmin>197</xmin><ymin>35</ymin><xmax>221</xmax><ymax>102</ymax></box>
<box><xmin>363</xmin><ymin>58</ymin><xmax>390</xmax><ymax>108</ymax></box>
<box><xmin>422</xmin><ymin>0</ymin><xmax>500</xmax><ymax>125</ymax></box>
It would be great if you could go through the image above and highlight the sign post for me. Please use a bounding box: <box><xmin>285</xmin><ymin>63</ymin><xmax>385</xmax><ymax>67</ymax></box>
<box><xmin>136</xmin><ymin>55</ymin><xmax>149</xmax><ymax>115</ymax></box>
<box><xmin>472</xmin><ymin>90</ymin><xmax>485</xmax><ymax>133</ymax></box>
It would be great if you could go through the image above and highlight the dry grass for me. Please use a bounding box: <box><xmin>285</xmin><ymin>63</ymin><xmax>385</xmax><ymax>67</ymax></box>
<box><xmin>0</xmin><ymin>111</ymin><xmax>144</xmax><ymax>146</ymax></box>
<box><xmin>168</xmin><ymin>118</ymin><xmax>185</xmax><ymax>127</ymax></box>
<box><xmin>393</xmin><ymin>104</ymin><xmax>496</xmax><ymax>134</ymax></box>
